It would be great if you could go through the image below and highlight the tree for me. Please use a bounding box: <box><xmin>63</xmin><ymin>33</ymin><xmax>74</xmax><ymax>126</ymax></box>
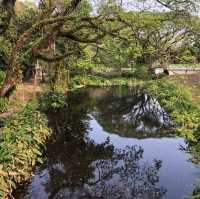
<box><xmin>129</xmin><ymin>11</ymin><xmax>192</xmax><ymax>67</ymax></box>
<box><xmin>0</xmin><ymin>0</ymin><xmax>127</xmax><ymax>97</ymax></box>
<box><xmin>0</xmin><ymin>0</ymin><xmax>198</xmax><ymax>97</ymax></box>
<box><xmin>0</xmin><ymin>0</ymin><xmax>16</xmax><ymax>35</ymax></box>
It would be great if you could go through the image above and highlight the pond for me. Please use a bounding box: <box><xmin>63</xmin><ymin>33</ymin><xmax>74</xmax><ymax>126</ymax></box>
<box><xmin>16</xmin><ymin>86</ymin><xmax>200</xmax><ymax>199</ymax></box>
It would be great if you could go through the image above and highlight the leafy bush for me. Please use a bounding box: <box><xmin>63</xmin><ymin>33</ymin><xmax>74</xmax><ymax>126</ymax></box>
<box><xmin>0</xmin><ymin>102</ymin><xmax>51</xmax><ymax>198</ymax></box>
<box><xmin>39</xmin><ymin>91</ymin><xmax>66</xmax><ymax>110</ymax></box>
<box><xmin>74</xmin><ymin>59</ymin><xmax>95</xmax><ymax>74</ymax></box>
<box><xmin>133</xmin><ymin>64</ymin><xmax>151</xmax><ymax>80</ymax></box>
<box><xmin>179</xmin><ymin>55</ymin><xmax>197</xmax><ymax>64</ymax></box>
<box><xmin>0</xmin><ymin>97</ymin><xmax>9</xmax><ymax>113</ymax></box>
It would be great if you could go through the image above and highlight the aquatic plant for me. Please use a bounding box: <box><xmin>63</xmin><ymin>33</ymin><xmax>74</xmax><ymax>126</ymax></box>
<box><xmin>0</xmin><ymin>102</ymin><xmax>51</xmax><ymax>198</ymax></box>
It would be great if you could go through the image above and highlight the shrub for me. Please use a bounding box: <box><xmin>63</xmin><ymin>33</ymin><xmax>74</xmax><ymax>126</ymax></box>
<box><xmin>133</xmin><ymin>64</ymin><xmax>151</xmax><ymax>80</ymax></box>
<box><xmin>39</xmin><ymin>91</ymin><xmax>66</xmax><ymax>110</ymax></box>
<box><xmin>179</xmin><ymin>55</ymin><xmax>197</xmax><ymax>64</ymax></box>
<box><xmin>0</xmin><ymin>102</ymin><xmax>51</xmax><ymax>198</ymax></box>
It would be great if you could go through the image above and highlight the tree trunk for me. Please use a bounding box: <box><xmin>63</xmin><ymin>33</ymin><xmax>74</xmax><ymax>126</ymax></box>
<box><xmin>0</xmin><ymin>83</ymin><xmax>15</xmax><ymax>97</ymax></box>
<box><xmin>0</xmin><ymin>67</ymin><xmax>21</xmax><ymax>97</ymax></box>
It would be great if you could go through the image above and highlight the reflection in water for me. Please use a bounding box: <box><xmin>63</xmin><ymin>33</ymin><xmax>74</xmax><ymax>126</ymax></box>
<box><xmin>92</xmin><ymin>86</ymin><xmax>174</xmax><ymax>138</ymax></box>
<box><xmin>16</xmin><ymin>86</ymin><xmax>200</xmax><ymax>199</ymax></box>
<box><xmin>46</xmin><ymin>144</ymin><xmax>166</xmax><ymax>199</ymax></box>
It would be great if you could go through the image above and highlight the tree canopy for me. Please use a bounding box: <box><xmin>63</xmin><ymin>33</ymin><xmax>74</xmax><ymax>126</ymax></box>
<box><xmin>0</xmin><ymin>0</ymin><xmax>199</xmax><ymax>96</ymax></box>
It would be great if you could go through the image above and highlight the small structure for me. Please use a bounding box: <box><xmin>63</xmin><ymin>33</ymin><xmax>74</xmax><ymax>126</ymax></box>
<box><xmin>153</xmin><ymin>67</ymin><xmax>165</xmax><ymax>75</ymax></box>
<box><xmin>166</xmin><ymin>67</ymin><xmax>200</xmax><ymax>75</ymax></box>
<box><xmin>152</xmin><ymin>66</ymin><xmax>200</xmax><ymax>76</ymax></box>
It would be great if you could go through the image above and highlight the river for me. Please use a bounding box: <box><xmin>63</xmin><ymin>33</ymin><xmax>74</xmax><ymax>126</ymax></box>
<box><xmin>16</xmin><ymin>86</ymin><xmax>200</xmax><ymax>199</ymax></box>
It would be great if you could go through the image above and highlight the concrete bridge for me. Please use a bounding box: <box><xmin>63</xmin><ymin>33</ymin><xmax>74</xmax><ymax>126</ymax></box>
<box><xmin>153</xmin><ymin>66</ymin><xmax>200</xmax><ymax>76</ymax></box>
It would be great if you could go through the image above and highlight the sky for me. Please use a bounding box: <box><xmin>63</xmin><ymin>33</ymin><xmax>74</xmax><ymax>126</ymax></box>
<box><xmin>19</xmin><ymin>0</ymin><xmax>198</xmax><ymax>14</ymax></box>
<box><xmin>19</xmin><ymin>0</ymin><xmax>169</xmax><ymax>12</ymax></box>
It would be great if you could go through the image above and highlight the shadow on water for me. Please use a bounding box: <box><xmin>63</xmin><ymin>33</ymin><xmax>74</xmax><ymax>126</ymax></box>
<box><xmin>15</xmin><ymin>86</ymin><xmax>200</xmax><ymax>199</ymax></box>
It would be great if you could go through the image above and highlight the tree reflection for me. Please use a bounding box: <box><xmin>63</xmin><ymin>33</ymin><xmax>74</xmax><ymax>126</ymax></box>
<box><xmin>92</xmin><ymin>86</ymin><xmax>174</xmax><ymax>138</ymax></box>
<box><xmin>17</xmin><ymin>87</ymin><xmax>168</xmax><ymax>199</ymax></box>
<box><xmin>44</xmin><ymin>138</ymin><xmax>166</xmax><ymax>199</ymax></box>
<box><xmin>85</xmin><ymin>146</ymin><xmax>165</xmax><ymax>199</ymax></box>
<box><xmin>39</xmin><ymin>90</ymin><xmax>167</xmax><ymax>199</ymax></box>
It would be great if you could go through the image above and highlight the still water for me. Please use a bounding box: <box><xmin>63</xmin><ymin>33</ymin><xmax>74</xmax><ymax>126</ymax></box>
<box><xmin>17</xmin><ymin>86</ymin><xmax>200</xmax><ymax>199</ymax></box>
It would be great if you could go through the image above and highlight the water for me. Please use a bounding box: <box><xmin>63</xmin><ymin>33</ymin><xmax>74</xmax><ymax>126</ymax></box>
<box><xmin>16</xmin><ymin>86</ymin><xmax>200</xmax><ymax>199</ymax></box>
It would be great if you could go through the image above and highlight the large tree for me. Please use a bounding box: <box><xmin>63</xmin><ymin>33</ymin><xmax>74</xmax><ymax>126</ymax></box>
<box><xmin>0</xmin><ymin>0</ymin><xmax>198</xmax><ymax>97</ymax></box>
<box><xmin>0</xmin><ymin>0</ymin><xmax>124</xmax><ymax>97</ymax></box>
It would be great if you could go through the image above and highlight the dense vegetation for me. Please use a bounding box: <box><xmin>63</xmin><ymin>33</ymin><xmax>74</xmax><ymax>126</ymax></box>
<box><xmin>1</xmin><ymin>0</ymin><xmax>200</xmax><ymax>198</ymax></box>
<box><xmin>39</xmin><ymin>90</ymin><xmax>66</xmax><ymax>110</ymax></box>
<box><xmin>0</xmin><ymin>102</ymin><xmax>51</xmax><ymax>198</ymax></box>
<box><xmin>0</xmin><ymin>0</ymin><xmax>199</xmax><ymax>97</ymax></box>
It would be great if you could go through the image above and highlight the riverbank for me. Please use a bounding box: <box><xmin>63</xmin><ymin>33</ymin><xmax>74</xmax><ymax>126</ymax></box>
<box><xmin>0</xmin><ymin>102</ymin><xmax>51</xmax><ymax>198</ymax></box>
<box><xmin>146</xmin><ymin>79</ymin><xmax>200</xmax><ymax>165</ymax></box>
<box><xmin>71</xmin><ymin>74</ymin><xmax>145</xmax><ymax>88</ymax></box>
<box><xmin>0</xmin><ymin>83</ymin><xmax>43</xmax><ymax>119</ymax></box>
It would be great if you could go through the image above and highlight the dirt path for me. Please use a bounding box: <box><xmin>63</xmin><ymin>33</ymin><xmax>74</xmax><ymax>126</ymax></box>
<box><xmin>0</xmin><ymin>83</ymin><xmax>43</xmax><ymax>118</ymax></box>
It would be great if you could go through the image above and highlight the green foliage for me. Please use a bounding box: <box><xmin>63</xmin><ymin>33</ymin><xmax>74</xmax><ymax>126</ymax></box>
<box><xmin>133</xmin><ymin>64</ymin><xmax>151</xmax><ymax>80</ymax></box>
<box><xmin>39</xmin><ymin>91</ymin><xmax>66</xmax><ymax>110</ymax></box>
<box><xmin>72</xmin><ymin>74</ymin><xmax>142</xmax><ymax>87</ymax></box>
<box><xmin>178</xmin><ymin>49</ymin><xmax>197</xmax><ymax>64</ymax></box>
<box><xmin>0</xmin><ymin>37</ymin><xmax>11</xmax><ymax>69</ymax></box>
<box><xmin>75</xmin><ymin>59</ymin><xmax>95</xmax><ymax>73</ymax></box>
<box><xmin>0</xmin><ymin>97</ymin><xmax>8</xmax><ymax>113</ymax></box>
<box><xmin>0</xmin><ymin>102</ymin><xmax>51</xmax><ymax>198</ymax></box>
<box><xmin>0</xmin><ymin>70</ymin><xmax>5</xmax><ymax>85</ymax></box>
<box><xmin>179</xmin><ymin>54</ymin><xmax>197</xmax><ymax>64</ymax></box>
<box><xmin>94</xmin><ymin>38</ymin><xmax>142</xmax><ymax>69</ymax></box>
<box><xmin>146</xmin><ymin>80</ymin><xmax>200</xmax><ymax>143</ymax></box>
